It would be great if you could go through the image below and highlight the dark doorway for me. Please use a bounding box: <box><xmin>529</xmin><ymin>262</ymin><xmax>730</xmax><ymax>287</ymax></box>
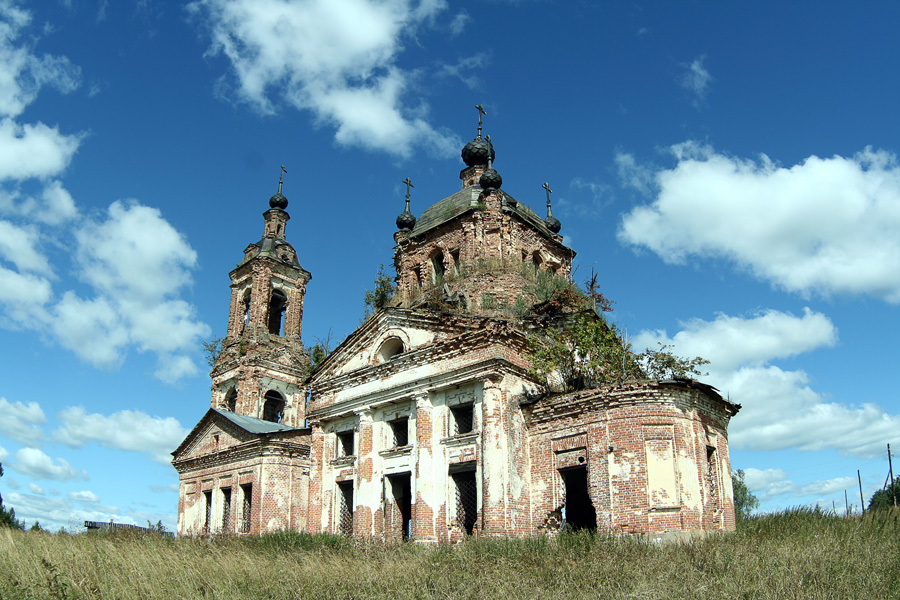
<box><xmin>387</xmin><ymin>473</ymin><xmax>412</xmax><ymax>541</ymax></box>
<box><xmin>452</xmin><ymin>469</ymin><xmax>478</xmax><ymax>535</ymax></box>
<box><xmin>561</xmin><ymin>467</ymin><xmax>597</xmax><ymax>531</ymax></box>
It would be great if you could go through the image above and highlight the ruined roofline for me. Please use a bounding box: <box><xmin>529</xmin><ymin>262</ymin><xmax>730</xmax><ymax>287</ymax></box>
<box><xmin>405</xmin><ymin>187</ymin><xmax>572</xmax><ymax>252</ymax></box>
<box><xmin>522</xmin><ymin>378</ymin><xmax>741</xmax><ymax>418</ymax></box>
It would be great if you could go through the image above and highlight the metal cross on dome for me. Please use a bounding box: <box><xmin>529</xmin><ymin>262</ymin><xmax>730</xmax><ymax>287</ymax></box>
<box><xmin>542</xmin><ymin>181</ymin><xmax>553</xmax><ymax>207</ymax></box>
<box><xmin>278</xmin><ymin>165</ymin><xmax>287</xmax><ymax>194</ymax></box>
<box><xmin>475</xmin><ymin>104</ymin><xmax>486</xmax><ymax>139</ymax></box>
<box><xmin>402</xmin><ymin>177</ymin><xmax>414</xmax><ymax>211</ymax></box>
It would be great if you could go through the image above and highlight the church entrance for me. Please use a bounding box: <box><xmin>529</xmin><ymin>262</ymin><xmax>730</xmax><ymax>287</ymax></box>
<box><xmin>386</xmin><ymin>473</ymin><xmax>412</xmax><ymax>541</ymax></box>
<box><xmin>561</xmin><ymin>467</ymin><xmax>597</xmax><ymax>531</ymax></box>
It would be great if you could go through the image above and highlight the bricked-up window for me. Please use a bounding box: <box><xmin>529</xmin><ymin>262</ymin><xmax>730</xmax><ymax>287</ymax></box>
<box><xmin>336</xmin><ymin>430</ymin><xmax>355</xmax><ymax>457</ymax></box>
<box><xmin>451</xmin><ymin>468</ymin><xmax>477</xmax><ymax>535</ymax></box>
<box><xmin>240</xmin><ymin>483</ymin><xmax>252</xmax><ymax>533</ymax></box>
<box><xmin>267</xmin><ymin>288</ymin><xmax>287</xmax><ymax>335</ymax></box>
<box><xmin>389</xmin><ymin>417</ymin><xmax>409</xmax><ymax>447</ymax></box>
<box><xmin>225</xmin><ymin>388</ymin><xmax>237</xmax><ymax>412</ymax></box>
<box><xmin>203</xmin><ymin>490</ymin><xmax>212</xmax><ymax>533</ymax></box>
<box><xmin>337</xmin><ymin>481</ymin><xmax>354</xmax><ymax>536</ymax></box>
<box><xmin>451</xmin><ymin>404</ymin><xmax>474</xmax><ymax>435</ymax></box>
<box><xmin>221</xmin><ymin>487</ymin><xmax>232</xmax><ymax>532</ymax></box>
<box><xmin>262</xmin><ymin>390</ymin><xmax>285</xmax><ymax>423</ymax></box>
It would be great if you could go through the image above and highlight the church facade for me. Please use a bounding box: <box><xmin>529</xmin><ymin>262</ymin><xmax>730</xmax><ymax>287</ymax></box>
<box><xmin>171</xmin><ymin>121</ymin><xmax>740</xmax><ymax>541</ymax></box>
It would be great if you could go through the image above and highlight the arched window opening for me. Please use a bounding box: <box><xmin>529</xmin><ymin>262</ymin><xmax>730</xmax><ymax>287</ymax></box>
<box><xmin>262</xmin><ymin>390</ymin><xmax>285</xmax><ymax>423</ymax></box>
<box><xmin>431</xmin><ymin>253</ymin><xmax>445</xmax><ymax>284</ymax></box>
<box><xmin>225</xmin><ymin>388</ymin><xmax>237</xmax><ymax>412</ymax></box>
<box><xmin>450</xmin><ymin>249</ymin><xmax>460</xmax><ymax>276</ymax></box>
<box><xmin>241</xmin><ymin>289</ymin><xmax>251</xmax><ymax>330</ymax></box>
<box><xmin>267</xmin><ymin>289</ymin><xmax>287</xmax><ymax>336</ymax></box>
<box><xmin>378</xmin><ymin>337</ymin><xmax>405</xmax><ymax>363</ymax></box>
<box><xmin>531</xmin><ymin>251</ymin><xmax>543</xmax><ymax>270</ymax></box>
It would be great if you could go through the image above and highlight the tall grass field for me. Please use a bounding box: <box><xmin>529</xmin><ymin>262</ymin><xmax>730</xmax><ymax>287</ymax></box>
<box><xmin>1</xmin><ymin>508</ymin><xmax>898</xmax><ymax>599</ymax></box>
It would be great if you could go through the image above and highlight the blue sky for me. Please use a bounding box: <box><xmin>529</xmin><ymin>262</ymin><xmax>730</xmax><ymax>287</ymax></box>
<box><xmin>1</xmin><ymin>0</ymin><xmax>898</xmax><ymax>531</ymax></box>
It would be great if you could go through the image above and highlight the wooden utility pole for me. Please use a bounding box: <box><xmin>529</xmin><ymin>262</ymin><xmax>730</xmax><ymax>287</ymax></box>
<box><xmin>889</xmin><ymin>443</ymin><xmax>896</xmax><ymax>507</ymax></box>
<box><xmin>844</xmin><ymin>489</ymin><xmax>849</xmax><ymax>516</ymax></box>
<box><xmin>858</xmin><ymin>470</ymin><xmax>865</xmax><ymax>514</ymax></box>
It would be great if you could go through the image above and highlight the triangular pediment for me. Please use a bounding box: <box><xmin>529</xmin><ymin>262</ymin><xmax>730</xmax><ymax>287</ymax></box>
<box><xmin>312</xmin><ymin>308</ymin><xmax>476</xmax><ymax>381</ymax></box>
<box><xmin>171</xmin><ymin>408</ymin><xmax>299</xmax><ymax>462</ymax></box>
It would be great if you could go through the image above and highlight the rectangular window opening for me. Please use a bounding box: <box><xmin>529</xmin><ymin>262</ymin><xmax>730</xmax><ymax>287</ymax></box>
<box><xmin>240</xmin><ymin>483</ymin><xmax>252</xmax><ymax>534</ymax></box>
<box><xmin>221</xmin><ymin>487</ymin><xmax>232</xmax><ymax>532</ymax></box>
<box><xmin>389</xmin><ymin>417</ymin><xmax>409</xmax><ymax>447</ymax></box>
<box><xmin>451</xmin><ymin>404</ymin><xmax>474</xmax><ymax>436</ymax></box>
<box><xmin>203</xmin><ymin>490</ymin><xmax>212</xmax><ymax>534</ymax></box>
<box><xmin>337</xmin><ymin>481</ymin><xmax>354</xmax><ymax>536</ymax></box>
<box><xmin>336</xmin><ymin>430</ymin><xmax>355</xmax><ymax>457</ymax></box>
<box><xmin>452</xmin><ymin>470</ymin><xmax>477</xmax><ymax>535</ymax></box>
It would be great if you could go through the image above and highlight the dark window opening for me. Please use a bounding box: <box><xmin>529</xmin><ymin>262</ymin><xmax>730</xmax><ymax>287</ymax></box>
<box><xmin>241</xmin><ymin>290</ymin><xmax>251</xmax><ymax>331</ymax></box>
<box><xmin>450</xmin><ymin>249</ymin><xmax>460</xmax><ymax>275</ymax></box>
<box><xmin>262</xmin><ymin>390</ymin><xmax>285</xmax><ymax>423</ymax></box>
<box><xmin>431</xmin><ymin>253</ymin><xmax>445</xmax><ymax>283</ymax></box>
<box><xmin>240</xmin><ymin>483</ymin><xmax>252</xmax><ymax>533</ymax></box>
<box><xmin>337</xmin><ymin>481</ymin><xmax>354</xmax><ymax>536</ymax></box>
<box><xmin>451</xmin><ymin>404</ymin><xmax>474</xmax><ymax>435</ymax></box>
<box><xmin>386</xmin><ymin>473</ymin><xmax>412</xmax><ymax>541</ymax></box>
<box><xmin>413</xmin><ymin>266</ymin><xmax>422</xmax><ymax>288</ymax></box>
<box><xmin>706</xmin><ymin>445</ymin><xmax>719</xmax><ymax>507</ymax></box>
<box><xmin>378</xmin><ymin>338</ymin><xmax>404</xmax><ymax>362</ymax></box>
<box><xmin>267</xmin><ymin>288</ymin><xmax>287</xmax><ymax>336</ymax></box>
<box><xmin>452</xmin><ymin>470</ymin><xmax>478</xmax><ymax>535</ymax></box>
<box><xmin>225</xmin><ymin>388</ymin><xmax>237</xmax><ymax>412</ymax></box>
<box><xmin>336</xmin><ymin>430</ymin><xmax>355</xmax><ymax>457</ymax></box>
<box><xmin>532</xmin><ymin>251</ymin><xmax>543</xmax><ymax>269</ymax></box>
<box><xmin>389</xmin><ymin>417</ymin><xmax>409</xmax><ymax>447</ymax></box>
<box><xmin>203</xmin><ymin>490</ymin><xmax>212</xmax><ymax>533</ymax></box>
<box><xmin>221</xmin><ymin>487</ymin><xmax>232</xmax><ymax>532</ymax></box>
<box><xmin>561</xmin><ymin>467</ymin><xmax>597</xmax><ymax>531</ymax></box>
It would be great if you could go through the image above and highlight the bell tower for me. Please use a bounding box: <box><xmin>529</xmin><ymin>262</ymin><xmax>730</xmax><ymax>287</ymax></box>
<box><xmin>209</xmin><ymin>168</ymin><xmax>312</xmax><ymax>428</ymax></box>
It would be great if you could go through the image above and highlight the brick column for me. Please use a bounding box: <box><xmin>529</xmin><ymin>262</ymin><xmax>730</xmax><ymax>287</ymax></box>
<box><xmin>355</xmin><ymin>409</ymin><xmax>376</xmax><ymax>536</ymax></box>
<box><xmin>412</xmin><ymin>392</ymin><xmax>437</xmax><ymax>542</ymax></box>
<box><xmin>480</xmin><ymin>375</ymin><xmax>508</xmax><ymax>535</ymax></box>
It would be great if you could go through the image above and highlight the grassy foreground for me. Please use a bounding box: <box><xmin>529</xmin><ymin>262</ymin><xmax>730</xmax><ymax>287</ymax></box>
<box><xmin>1</xmin><ymin>508</ymin><xmax>898</xmax><ymax>600</ymax></box>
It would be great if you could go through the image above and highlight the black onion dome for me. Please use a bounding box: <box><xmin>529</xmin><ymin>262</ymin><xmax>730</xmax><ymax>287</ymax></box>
<box><xmin>544</xmin><ymin>215</ymin><xmax>561</xmax><ymax>234</ymax></box>
<box><xmin>461</xmin><ymin>138</ymin><xmax>495</xmax><ymax>167</ymax></box>
<box><xmin>396</xmin><ymin>208</ymin><xmax>416</xmax><ymax>230</ymax></box>
<box><xmin>269</xmin><ymin>192</ymin><xmax>288</xmax><ymax>209</ymax></box>
<box><xmin>479</xmin><ymin>167</ymin><xmax>502</xmax><ymax>190</ymax></box>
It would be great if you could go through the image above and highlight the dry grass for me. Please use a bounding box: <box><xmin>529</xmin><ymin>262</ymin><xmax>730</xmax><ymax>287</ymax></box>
<box><xmin>1</xmin><ymin>508</ymin><xmax>898</xmax><ymax>599</ymax></box>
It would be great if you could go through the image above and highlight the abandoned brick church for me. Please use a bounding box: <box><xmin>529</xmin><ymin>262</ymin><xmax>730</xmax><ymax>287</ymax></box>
<box><xmin>171</xmin><ymin>115</ymin><xmax>741</xmax><ymax>541</ymax></box>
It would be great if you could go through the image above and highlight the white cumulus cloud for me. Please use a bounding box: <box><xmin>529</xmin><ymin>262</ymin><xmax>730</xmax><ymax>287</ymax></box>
<box><xmin>619</xmin><ymin>144</ymin><xmax>900</xmax><ymax>303</ymax></box>
<box><xmin>67</xmin><ymin>490</ymin><xmax>100</xmax><ymax>503</ymax></box>
<box><xmin>188</xmin><ymin>0</ymin><xmax>458</xmax><ymax>157</ymax></box>
<box><xmin>11</xmin><ymin>448</ymin><xmax>87</xmax><ymax>481</ymax></box>
<box><xmin>54</xmin><ymin>406</ymin><xmax>188</xmax><ymax>464</ymax></box>
<box><xmin>0</xmin><ymin>397</ymin><xmax>46</xmax><ymax>446</ymax></box>
<box><xmin>744</xmin><ymin>468</ymin><xmax>857</xmax><ymax>504</ymax></box>
<box><xmin>633</xmin><ymin>310</ymin><xmax>900</xmax><ymax>459</ymax></box>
